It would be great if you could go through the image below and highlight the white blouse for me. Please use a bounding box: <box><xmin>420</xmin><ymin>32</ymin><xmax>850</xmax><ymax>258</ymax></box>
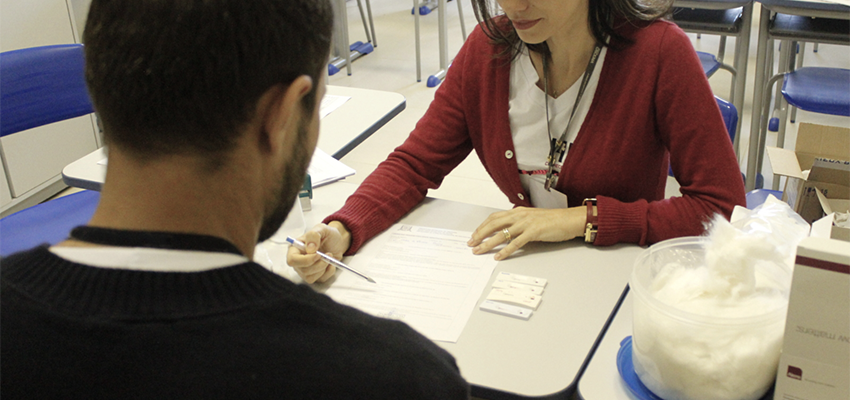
<box><xmin>509</xmin><ymin>46</ymin><xmax>607</xmax><ymax>208</ymax></box>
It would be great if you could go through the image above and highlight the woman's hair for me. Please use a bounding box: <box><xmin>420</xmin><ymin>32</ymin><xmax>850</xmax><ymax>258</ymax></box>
<box><xmin>470</xmin><ymin>0</ymin><xmax>674</xmax><ymax>60</ymax></box>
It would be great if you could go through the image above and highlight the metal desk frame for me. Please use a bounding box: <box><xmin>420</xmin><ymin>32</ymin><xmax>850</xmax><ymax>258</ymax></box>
<box><xmin>744</xmin><ymin>0</ymin><xmax>850</xmax><ymax>191</ymax></box>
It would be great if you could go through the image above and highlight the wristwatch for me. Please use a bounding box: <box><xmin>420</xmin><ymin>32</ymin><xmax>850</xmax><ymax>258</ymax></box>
<box><xmin>583</xmin><ymin>198</ymin><xmax>598</xmax><ymax>243</ymax></box>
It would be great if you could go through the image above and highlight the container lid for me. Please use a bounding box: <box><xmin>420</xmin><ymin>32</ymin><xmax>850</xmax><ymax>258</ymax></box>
<box><xmin>616</xmin><ymin>336</ymin><xmax>775</xmax><ymax>400</ymax></box>
<box><xmin>616</xmin><ymin>336</ymin><xmax>664</xmax><ymax>400</ymax></box>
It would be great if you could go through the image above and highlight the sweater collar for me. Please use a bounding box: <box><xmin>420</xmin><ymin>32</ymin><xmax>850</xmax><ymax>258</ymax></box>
<box><xmin>2</xmin><ymin>245</ymin><xmax>298</xmax><ymax>319</ymax></box>
<box><xmin>69</xmin><ymin>226</ymin><xmax>243</xmax><ymax>256</ymax></box>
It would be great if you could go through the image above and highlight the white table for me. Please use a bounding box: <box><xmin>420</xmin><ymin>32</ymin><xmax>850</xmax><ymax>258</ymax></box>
<box><xmin>292</xmin><ymin>181</ymin><xmax>644</xmax><ymax>398</ymax></box>
<box><xmin>576</xmin><ymin>289</ymin><xmax>638</xmax><ymax>400</ymax></box>
<box><xmin>61</xmin><ymin>85</ymin><xmax>405</xmax><ymax>191</ymax></box>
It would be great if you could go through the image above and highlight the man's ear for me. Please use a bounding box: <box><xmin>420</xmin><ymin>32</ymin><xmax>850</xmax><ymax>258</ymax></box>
<box><xmin>259</xmin><ymin>75</ymin><xmax>313</xmax><ymax>154</ymax></box>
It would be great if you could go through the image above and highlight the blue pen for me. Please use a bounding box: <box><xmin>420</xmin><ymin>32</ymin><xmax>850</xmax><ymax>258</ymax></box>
<box><xmin>285</xmin><ymin>236</ymin><xmax>377</xmax><ymax>284</ymax></box>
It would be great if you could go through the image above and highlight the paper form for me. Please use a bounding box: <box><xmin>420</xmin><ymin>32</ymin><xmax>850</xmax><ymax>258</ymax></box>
<box><xmin>322</xmin><ymin>224</ymin><xmax>499</xmax><ymax>343</ymax></box>
<box><xmin>319</xmin><ymin>94</ymin><xmax>350</xmax><ymax>119</ymax></box>
<box><xmin>307</xmin><ymin>148</ymin><xmax>355</xmax><ymax>187</ymax></box>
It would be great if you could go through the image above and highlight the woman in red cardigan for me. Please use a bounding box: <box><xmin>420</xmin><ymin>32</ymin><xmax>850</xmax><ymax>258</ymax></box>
<box><xmin>289</xmin><ymin>0</ymin><xmax>746</xmax><ymax>283</ymax></box>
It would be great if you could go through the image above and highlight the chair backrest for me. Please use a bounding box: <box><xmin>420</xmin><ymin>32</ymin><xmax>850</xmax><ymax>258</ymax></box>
<box><xmin>0</xmin><ymin>44</ymin><xmax>100</xmax><ymax>256</ymax></box>
<box><xmin>715</xmin><ymin>95</ymin><xmax>738</xmax><ymax>144</ymax></box>
<box><xmin>0</xmin><ymin>190</ymin><xmax>100</xmax><ymax>257</ymax></box>
<box><xmin>0</xmin><ymin>44</ymin><xmax>93</xmax><ymax>137</ymax></box>
<box><xmin>697</xmin><ymin>51</ymin><xmax>721</xmax><ymax>77</ymax></box>
<box><xmin>782</xmin><ymin>67</ymin><xmax>850</xmax><ymax>117</ymax></box>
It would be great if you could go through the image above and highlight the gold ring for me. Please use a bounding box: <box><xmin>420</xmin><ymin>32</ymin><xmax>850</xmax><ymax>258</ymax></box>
<box><xmin>502</xmin><ymin>228</ymin><xmax>512</xmax><ymax>244</ymax></box>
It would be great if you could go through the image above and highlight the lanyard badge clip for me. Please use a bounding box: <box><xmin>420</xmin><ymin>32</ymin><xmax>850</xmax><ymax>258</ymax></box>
<box><xmin>557</xmin><ymin>141</ymin><xmax>567</xmax><ymax>161</ymax></box>
<box><xmin>544</xmin><ymin>168</ymin><xmax>558</xmax><ymax>191</ymax></box>
<box><xmin>546</xmin><ymin>138</ymin><xmax>558</xmax><ymax>166</ymax></box>
<box><xmin>545</xmin><ymin>139</ymin><xmax>565</xmax><ymax>191</ymax></box>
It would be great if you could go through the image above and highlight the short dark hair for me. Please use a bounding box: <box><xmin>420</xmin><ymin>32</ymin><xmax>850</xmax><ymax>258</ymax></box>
<box><xmin>84</xmin><ymin>0</ymin><xmax>333</xmax><ymax>159</ymax></box>
<box><xmin>471</xmin><ymin>0</ymin><xmax>673</xmax><ymax>60</ymax></box>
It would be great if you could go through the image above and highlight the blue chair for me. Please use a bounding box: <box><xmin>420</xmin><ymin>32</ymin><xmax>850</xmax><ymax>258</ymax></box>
<box><xmin>0</xmin><ymin>190</ymin><xmax>100</xmax><ymax>257</ymax></box>
<box><xmin>715</xmin><ymin>95</ymin><xmax>738</xmax><ymax>145</ymax></box>
<box><xmin>780</xmin><ymin>67</ymin><xmax>850</xmax><ymax>117</ymax></box>
<box><xmin>758</xmin><ymin>67</ymin><xmax>850</xmax><ymax>189</ymax></box>
<box><xmin>746</xmin><ymin>9</ymin><xmax>849</xmax><ymax>191</ymax></box>
<box><xmin>698</xmin><ymin>51</ymin><xmax>722</xmax><ymax>77</ymax></box>
<box><xmin>671</xmin><ymin>6</ymin><xmax>743</xmax><ymax>86</ymax></box>
<box><xmin>0</xmin><ymin>44</ymin><xmax>100</xmax><ymax>257</ymax></box>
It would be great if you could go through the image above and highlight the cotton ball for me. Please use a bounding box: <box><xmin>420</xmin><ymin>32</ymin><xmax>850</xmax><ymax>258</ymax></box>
<box><xmin>704</xmin><ymin>215</ymin><xmax>787</xmax><ymax>298</ymax></box>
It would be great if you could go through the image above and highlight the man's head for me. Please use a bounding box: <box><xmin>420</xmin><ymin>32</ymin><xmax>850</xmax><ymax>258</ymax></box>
<box><xmin>84</xmin><ymin>0</ymin><xmax>332</xmax><ymax>159</ymax></box>
<box><xmin>256</xmin><ymin>106</ymin><xmax>315</xmax><ymax>242</ymax></box>
<box><xmin>83</xmin><ymin>0</ymin><xmax>333</xmax><ymax>246</ymax></box>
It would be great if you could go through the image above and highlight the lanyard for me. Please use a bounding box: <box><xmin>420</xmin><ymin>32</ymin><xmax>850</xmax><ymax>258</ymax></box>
<box><xmin>542</xmin><ymin>43</ymin><xmax>603</xmax><ymax>191</ymax></box>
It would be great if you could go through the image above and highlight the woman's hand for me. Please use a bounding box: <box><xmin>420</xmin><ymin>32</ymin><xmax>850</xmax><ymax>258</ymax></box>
<box><xmin>467</xmin><ymin>206</ymin><xmax>589</xmax><ymax>260</ymax></box>
<box><xmin>286</xmin><ymin>221</ymin><xmax>351</xmax><ymax>283</ymax></box>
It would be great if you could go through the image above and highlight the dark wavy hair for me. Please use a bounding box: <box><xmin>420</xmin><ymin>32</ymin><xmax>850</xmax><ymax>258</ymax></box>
<box><xmin>471</xmin><ymin>0</ymin><xmax>673</xmax><ymax>60</ymax></box>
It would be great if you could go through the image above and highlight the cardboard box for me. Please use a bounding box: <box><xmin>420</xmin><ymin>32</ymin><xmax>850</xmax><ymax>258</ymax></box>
<box><xmin>767</xmin><ymin>123</ymin><xmax>850</xmax><ymax>224</ymax></box>
<box><xmin>810</xmin><ymin>192</ymin><xmax>850</xmax><ymax>242</ymax></box>
<box><xmin>774</xmin><ymin>237</ymin><xmax>850</xmax><ymax>400</ymax></box>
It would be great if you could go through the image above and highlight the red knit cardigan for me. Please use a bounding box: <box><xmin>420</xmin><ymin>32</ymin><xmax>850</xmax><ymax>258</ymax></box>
<box><xmin>326</xmin><ymin>19</ymin><xmax>746</xmax><ymax>254</ymax></box>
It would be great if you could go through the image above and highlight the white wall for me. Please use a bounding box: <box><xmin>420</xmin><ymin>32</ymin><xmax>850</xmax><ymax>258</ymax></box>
<box><xmin>67</xmin><ymin>0</ymin><xmax>91</xmax><ymax>42</ymax></box>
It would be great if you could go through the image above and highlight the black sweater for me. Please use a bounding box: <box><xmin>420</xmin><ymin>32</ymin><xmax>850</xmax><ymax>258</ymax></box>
<box><xmin>1</xmin><ymin>246</ymin><xmax>469</xmax><ymax>399</ymax></box>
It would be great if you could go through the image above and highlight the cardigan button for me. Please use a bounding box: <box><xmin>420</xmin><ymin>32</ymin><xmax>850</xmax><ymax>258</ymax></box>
<box><xmin>505</xmin><ymin>150</ymin><xmax>514</xmax><ymax>159</ymax></box>
<box><xmin>517</xmin><ymin>193</ymin><xmax>525</xmax><ymax>201</ymax></box>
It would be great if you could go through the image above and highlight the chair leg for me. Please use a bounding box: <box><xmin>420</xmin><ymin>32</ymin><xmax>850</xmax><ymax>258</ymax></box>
<box><xmin>456</xmin><ymin>0</ymin><xmax>467</xmax><ymax>40</ymax></box>
<box><xmin>328</xmin><ymin>0</ymin><xmax>353</xmax><ymax>76</ymax></box>
<box><xmin>759</xmin><ymin>74</ymin><xmax>785</xmax><ymax>190</ymax></box>
<box><xmin>765</xmin><ymin>39</ymin><xmax>775</xmax><ymax>87</ymax></box>
<box><xmin>717</xmin><ymin>35</ymin><xmax>727</xmax><ymax>64</ymax></box>
<box><xmin>731</xmin><ymin>2</ymin><xmax>753</xmax><ymax>160</ymax></box>
<box><xmin>771</xmin><ymin>41</ymin><xmax>799</xmax><ymax>190</ymax></box>
<box><xmin>355</xmin><ymin>0</ymin><xmax>372</xmax><ymax>44</ymax></box>
<box><xmin>746</xmin><ymin>5</ymin><xmax>772</xmax><ymax>191</ymax></box>
<box><xmin>768</xmin><ymin>40</ymin><xmax>791</xmax><ymax>132</ymax></box>
<box><xmin>414</xmin><ymin>0</ymin><xmax>421</xmax><ymax>82</ymax></box>
<box><xmin>365</xmin><ymin>0</ymin><xmax>377</xmax><ymax>47</ymax></box>
<box><xmin>789</xmin><ymin>42</ymin><xmax>807</xmax><ymax>124</ymax></box>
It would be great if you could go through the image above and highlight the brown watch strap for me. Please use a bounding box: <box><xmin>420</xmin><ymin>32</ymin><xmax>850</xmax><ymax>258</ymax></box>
<box><xmin>583</xmin><ymin>198</ymin><xmax>598</xmax><ymax>243</ymax></box>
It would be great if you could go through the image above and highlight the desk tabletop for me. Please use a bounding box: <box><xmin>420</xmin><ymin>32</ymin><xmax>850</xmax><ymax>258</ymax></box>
<box><xmin>576</xmin><ymin>289</ymin><xmax>636</xmax><ymax>400</ymax></box>
<box><xmin>759</xmin><ymin>0</ymin><xmax>850</xmax><ymax>18</ymax></box>
<box><xmin>674</xmin><ymin>0</ymin><xmax>753</xmax><ymax>11</ymax></box>
<box><xmin>61</xmin><ymin>85</ymin><xmax>405</xmax><ymax>191</ymax></box>
<box><xmin>317</xmin><ymin>85</ymin><xmax>405</xmax><ymax>159</ymax></box>
<box><xmin>295</xmin><ymin>181</ymin><xmax>644</xmax><ymax>398</ymax></box>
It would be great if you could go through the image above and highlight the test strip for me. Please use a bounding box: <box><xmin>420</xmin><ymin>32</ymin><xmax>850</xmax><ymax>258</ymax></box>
<box><xmin>492</xmin><ymin>279</ymin><xmax>544</xmax><ymax>295</ymax></box>
<box><xmin>497</xmin><ymin>271</ymin><xmax>547</xmax><ymax>288</ymax></box>
<box><xmin>479</xmin><ymin>300</ymin><xmax>533</xmax><ymax>320</ymax></box>
<box><xmin>486</xmin><ymin>287</ymin><xmax>542</xmax><ymax>310</ymax></box>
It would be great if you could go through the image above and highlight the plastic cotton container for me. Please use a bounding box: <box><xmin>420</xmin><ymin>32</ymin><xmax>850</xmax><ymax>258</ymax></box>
<box><xmin>630</xmin><ymin>237</ymin><xmax>791</xmax><ymax>400</ymax></box>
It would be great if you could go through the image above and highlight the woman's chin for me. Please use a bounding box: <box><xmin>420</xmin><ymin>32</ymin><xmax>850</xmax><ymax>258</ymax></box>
<box><xmin>516</xmin><ymin>33</ymin><xmax>544</xmax><ymax>45</ymax></box>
